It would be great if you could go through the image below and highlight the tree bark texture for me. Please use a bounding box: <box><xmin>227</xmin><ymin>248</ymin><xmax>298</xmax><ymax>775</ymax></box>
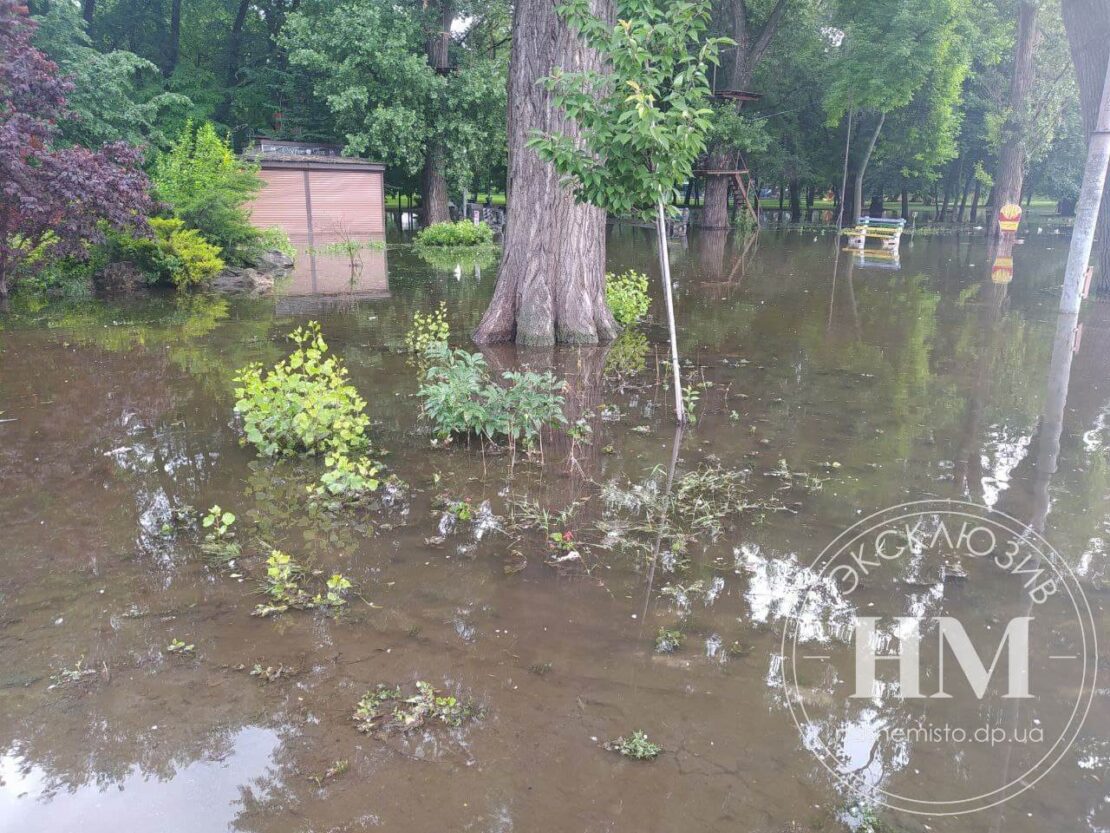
<box><xmin>421</xmin><ymin>0</ymin><xmax>453</xmax><ymax>225</ymax></box>
<box><xmin>473</xmin><ymin>0</ymin><xmax>618</xmax><ymax>346</ymax></box>
<box><xmin>82</xmin><ymin>0</ymin><xmax>95</xmax><ymax>25</ymax></box>
<box><xmin>854</xmin><ymin>111</ymin><xmax>885</xmax><ymax>219</ymax></box>
<box><xmin>696</xmin><ymin>0</ymin><xmax>789</xmax><ymax>228</ymax></box>
<box><xmin>162</xmin><ymin>0</ymin><xmax>182</xmax><ymax>78</ymax></box>
<box><xmin>214</xmin><ymin>0</ymin><xmax>250</xmax><ymax>127</ymax></box>
<box><xmin>1062</xmin><ymin>0</ymin><xmax>1110</xmax><ymax>291</ymax></box>
<box><xmin>991</xmin><ymin>1</ymin><xmax>1037</xmax><ymax>237</ymax></box>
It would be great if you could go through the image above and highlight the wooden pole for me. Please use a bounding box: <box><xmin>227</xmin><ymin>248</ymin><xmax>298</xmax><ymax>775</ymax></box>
<box><xmin>656</xmin><ymin>201</ymin><xmax>685</xmax><ymax>422</ymax></box>
<box><xmin>1061</xmin><ymin>48</ymin><xmax>1110</xmax><ymax>315</ymax></box>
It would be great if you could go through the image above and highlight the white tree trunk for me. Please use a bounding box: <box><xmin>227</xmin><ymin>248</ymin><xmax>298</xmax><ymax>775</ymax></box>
<box><xmin>1061</xmin><ymin>48</ymin><xmax>1110</xmax><ymax>314</ymax></box>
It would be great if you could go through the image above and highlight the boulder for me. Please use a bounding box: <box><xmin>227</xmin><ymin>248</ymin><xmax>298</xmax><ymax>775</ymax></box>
<box><xmin>211</xmin><ymin>249</ymin><xmax>292</xmax><ymax>295</ymax></box>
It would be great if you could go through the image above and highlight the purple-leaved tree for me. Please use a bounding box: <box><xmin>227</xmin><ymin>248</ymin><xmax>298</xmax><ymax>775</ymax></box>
<box><xmin>0</xmin><ymin>0</ymin><xmax>153</xmax><ymax>296</ymax></box>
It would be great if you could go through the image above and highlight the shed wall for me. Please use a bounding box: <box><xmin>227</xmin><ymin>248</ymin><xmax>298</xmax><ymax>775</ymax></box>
<box><xmin>249</xmin><ymin>167</ymin><xmax>385</xmax><ymax>239</ymax></box>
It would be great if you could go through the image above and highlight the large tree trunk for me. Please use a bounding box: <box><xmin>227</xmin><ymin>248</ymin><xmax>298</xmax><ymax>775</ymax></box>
<box><xmin>420</xmin><ymin>0</ymin><xmax>453</xmax><ymax>226</ymax></box>
<box><xmin>82</xmin><ymin>0</ymin><xmax>94</xmax><ymax>26</ymax></box>
<box><xmin>696</xmin><ymin>0</ymin><xmax>789</xmax><ymax>228</ymax></box>
<box><xmin>214</xmin><ymin>0</ymin><xmax>250</xmax><ymax>127</ymax></box>
<box><xmin>854</xmin><ymin>111</ymin><xmax>885</xmax><ymax>219</ymax></box>
<box><xmin>991</xmin><ymin>1</ymin><xmax>1037</xmax><ymax>237</ymax></box>
<box><xmin>1062</xmin><ymin>0</ymin><xmax>1110</xmax><ymax>292</ymax></box>
<box><xmin>420</xmin><ymin>143</ymin><xmax>451</xmax><ymax>226</ymax></box>
<box><xmin>162</xmin><ymin>0</ymin><xmax>182</xmax><ymax>78</ymax></box>
<box><xmin>472</xmin><ymin>0</ymin><xmax>618</xmax><ymax>346</ymax></box>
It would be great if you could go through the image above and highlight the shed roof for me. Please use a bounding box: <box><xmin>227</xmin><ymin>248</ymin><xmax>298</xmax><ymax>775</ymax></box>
<box><xmin>244</xmin><ymin>150</ymin><xmax>385</xmax><ymax>172</ymax></box>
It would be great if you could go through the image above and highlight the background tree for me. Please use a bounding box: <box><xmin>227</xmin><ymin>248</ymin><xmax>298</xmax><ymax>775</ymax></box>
<box><xmin>32</xmin><ymin>0</ymin><xmax>191</xmax><ymax>149</ymax></box>
<box><xmin>990</xmin><ymin>0</ymin><xmax>1037</xmax><ymax>234</ymax></box>
<box><xmin>0</xmin><ymin>0</ymin><xmax>153</xmax><ymax>296</ymax></box>
<box><xmin>696</xmin><ymin>0</ymin><xmax>791</xmax><ymax>229</ymax></box>
<box><xmin>283</xmin><ymin>0</ymin><xmax>507</xmax><ymax>224</ymax></box>
<box><xmin>530</xmin><ymin>0</ymin><xmax>727</xmax><ymax>420</ymax></box>
<box><xmin>824</xmin><ymin>0</ymin><xmax>974</xmax><ymax>221</ymax></box>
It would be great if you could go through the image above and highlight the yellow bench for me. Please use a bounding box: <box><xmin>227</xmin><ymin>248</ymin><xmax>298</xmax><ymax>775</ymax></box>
<box><xmin>845</xmin><ymin>217</ymin><xmax>906</xmax><ymax>252</ymax></box>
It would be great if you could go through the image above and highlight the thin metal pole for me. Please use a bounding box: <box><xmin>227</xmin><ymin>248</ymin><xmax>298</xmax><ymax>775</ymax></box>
<box><xmin>1061</xmin><ymin>49</ymin><xmax>1110</xmax><ymax>315</ymax></box>
<box><xmin>837</xmin><ymin>101</ymin><xmax>855</xmax><ymax>232</ymax></box>
<box><xmin>656</xmin><ymin>200</ymin><xmax>685</xmax><ymax>422</ymax></box>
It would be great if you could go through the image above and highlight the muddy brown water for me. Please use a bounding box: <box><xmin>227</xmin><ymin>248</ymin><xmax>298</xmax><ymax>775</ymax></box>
<box><xmin>0</xmin><ymin>228</ymin><xmax>1106</xmax><ymax>833</ymax></box>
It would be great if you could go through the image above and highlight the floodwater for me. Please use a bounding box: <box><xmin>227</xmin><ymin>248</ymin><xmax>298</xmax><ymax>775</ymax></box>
<box><xmin>0</xmin><ymin>226</ymin><xmax>1106</xmax><ymax>833</ymax></box>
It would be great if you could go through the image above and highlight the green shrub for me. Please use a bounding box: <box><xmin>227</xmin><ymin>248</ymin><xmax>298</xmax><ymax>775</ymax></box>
<box><xmin>405</xmin><ymin>302</ymin><xmax>450</xmax><ymax>354</ymax></box>
<box><xmin>112</xmin><ymin>217</ymin><xmax>224</xmax><ymax>288</ymax></box>
<box><xmin>417</xmin><ymin>342</ymin><xmax>566</xmax><ymax>449</ymax></box>
<box><xmin>153</xmin><ymin>120</ymin><xmax>262</xmax><ymax>263</ymax></box>
<box><xmin>605</xmin><ymin>269</ymin><xmax>650</xmax><ymax>326</ymax></box>
<box><xmin>234</xmin><ymin>321</ymin><xmax>371</xmax><ymax>458</ymax></box>
<box><xmin>256</xmin><ymin>227</ymin><xmax>296</xmax><ymax>262</ymax></box>
<box><xmin>604</xmin><ymin>730</ymin><xmax>662</xmax><ymax>760</ymax></box>
<box><xmin>413</xmin><ymin>220</ymin><xmax>494</xmax><ymax>247</ymax></box>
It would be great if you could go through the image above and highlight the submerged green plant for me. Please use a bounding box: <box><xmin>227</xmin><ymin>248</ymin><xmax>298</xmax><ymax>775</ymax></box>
<box><xmin>200</xmin><ymin>504</ymin><xmax>241</xmax><ymax>562</ymax></box>
<box><xmin>47</xmin><ymin>659</ymin><xmax>98</xmax><ymax>690</ymax></box>
<box><xmin>313</xmin><ymin>573</ymin><xmax>353</xmax><ymax>609</ymax></box>
<box><xmin>605</xmin><ymin>269</ymin><xmax>650</xmax><ymax>326</ymax></box>
<box><xmin>655</xmin><ymin>627</ymin><xmax>684</xmax><ymax>653</ymax></box>
<box><xmin>234</xmin><ymin>322</ymin><xmax>370</xmax><ymax>458</ymax></box>
<box><xmin>234</xmin><ymin>322</ymin><xmax>381</xmax><ymax>501</ymax></box>
<box><xmin>254</xmin><ymin>549</ymin><xmax>353</xmax><ymax>617</ymax></box>
<box><xmin>604</xmin><ymin>730</ymin><xmax>662</xmax><ymax>760</ymax></box>
<box><xmin>417</xmin><ymin>342</ymin><xmax>566</xmax><ymax>450</ymax></box>
<box><xmin>405</xmin><ymin>302</ymin><xmax>450</xmax><ymax>355</ymax></box>
<box><xmin>165</xmin><ymin>638</ymin><xmax>195</xmax><ymax>655</ymax></box>
<box><xmin>353</xmin><ymin>681</ymin><xmax>478</xmax><ymax>733</ymax></box>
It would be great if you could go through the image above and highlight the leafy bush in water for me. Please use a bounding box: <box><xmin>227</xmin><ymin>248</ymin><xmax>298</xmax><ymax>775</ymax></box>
<box><xmin>257</xmin><ymin>227</ymin><xmax>296</xmax><ymax>261</ymax></box>
<box><xmin>604</xmin><ymin>730</ymin><xmax>662</xmax><ymax>760</ymax></box>
<box><xmin>234</xmin><ymin>322</ymin><xmax>370</xmax><ymax>458</ymax></box>
<box><xmin>405</xmin><ymin>302</ymin><xmax>450</xmax><ymax>354</ymax></box>
<box><xmin>153</xmin><ymin>121</ymin><xmax>262</xmax><ymax>263</ymax></box>
<box><xmin>418</xmin><ymin>342</ymin><xmax>566</xmax><ymax>448</ymax></box>
<box><xmin>605</xmin><ymin>269</ymin><xmax>650</xmax><ymax>326</ymax></box>
<box><xmin>111</xmin><ymin>217</ymin><xmax>225</xmax><ymax>288</ymax></box>
<box><xmin>413</xmin><ymin>220</ymin><xmax>494</xmax><ymax>247</ymax></box>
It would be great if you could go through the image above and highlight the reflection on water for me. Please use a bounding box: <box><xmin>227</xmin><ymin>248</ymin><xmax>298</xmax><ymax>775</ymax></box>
<box><xmin>278</xmin><ymin>233</ymin><xmax>389</xmax><ymax>305</ymax></box>
<box><xmin>0</xmin><ymin>727</ymin><xmax>281</xmax><ymax>833</ymax></box>
<box><xmin>0</xmin><ymin>229</ymin><xmax>1106</xmax><ymax>832</ymax></box>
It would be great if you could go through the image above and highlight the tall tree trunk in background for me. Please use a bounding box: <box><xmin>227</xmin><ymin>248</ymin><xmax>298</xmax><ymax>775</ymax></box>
<box><xmin>789</xmin><ymin>178</ymin><xmax>801</xmax><ymax>222</ymax></box>
<box><xmin>970</xmin><ymin>177</ymin><xmax>982</xmax><ymax>223</ymax></box>
<box><xmin>421</xmin><ymin>0</ymin><xmax>453</xmax><ymax>225</ymax></box>
<box><xmin>697</xmin><ymin>0</ymin><xmax>790</xmax><ymax>228</ymax></box>
<box><xmin>901</xmin><ymin>186</ymin><xmax>910</xmax><ymax>221</ymax></box>
<box><xmin>1062</xmin><ymin>0</ymin><xmax>1110</xmax><ymax>292</ymax></box>
<box><xmin>473</xmin><ymin>0</ymin><xmax>618</xmax><ymax>345</ymax></box>
<box><xmin>214</xmin><ymin>0</ymin><xmax>250</xmax><ymax>128</ymax></box>
<box><xmin>853</xmin><ymin>111</ymin><xmax>885</xmax><ymax>219</ymax></box>
<box><xmin>82</xmin><ymin>0</ymin><xmax>94</xmax><ymax>25</ymax></box>
<box><xmin>957</xmin><ymin>163</ymin><xmax>975</xmax><ymax>221</ymax></box>
<box><xmin>162</xmin><ymin>0</ymin><xmax>182</xmax><ymax>78</ymax></box>
<box><xmin>991</xmin><ymin>1</ymin><xmax>1037</xmax><ymax>237</ymax></box>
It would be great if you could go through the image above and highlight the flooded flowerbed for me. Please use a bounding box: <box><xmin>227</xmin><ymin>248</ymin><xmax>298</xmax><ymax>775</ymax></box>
<box><xmin>0</xmin><ymin>229</ymin><xmax>1106</xmax><ymax>833</ymax></box>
